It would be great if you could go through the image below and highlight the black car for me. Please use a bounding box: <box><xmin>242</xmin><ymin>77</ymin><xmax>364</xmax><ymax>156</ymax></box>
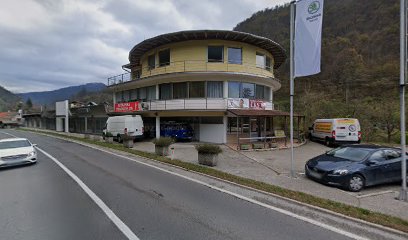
<box><xmin>305</xmin><ymin>144</ymin><xmax>408</xmax><ymax>191</ymax></box>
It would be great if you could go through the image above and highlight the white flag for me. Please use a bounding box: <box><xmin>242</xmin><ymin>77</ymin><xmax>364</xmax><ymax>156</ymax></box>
<box><xmin>294</xmin><ymin>0</ymin><xmax>324</xmax><ymax>77</ymax></box>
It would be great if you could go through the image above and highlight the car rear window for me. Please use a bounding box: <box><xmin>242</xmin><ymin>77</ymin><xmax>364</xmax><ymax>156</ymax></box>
<box><xmin>0</xmin><ymin>140</ymin><xmax>31</xmax><ymax>149</ymax></box>
<box><xmin>326</xmin><ymin>147</ymin><xmax>370</xmax><ymax>161</ymax></box>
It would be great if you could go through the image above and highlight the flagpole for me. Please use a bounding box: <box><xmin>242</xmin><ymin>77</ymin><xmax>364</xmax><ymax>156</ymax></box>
<box><xmin>290</xmin><ymin>1</ymin><xmax>296</xmax><ymax>178</ymax></box>
<box><xmin>399</xmin><ymin>0</ymin><xmax>407</xmax><ymax>202</ymax></box>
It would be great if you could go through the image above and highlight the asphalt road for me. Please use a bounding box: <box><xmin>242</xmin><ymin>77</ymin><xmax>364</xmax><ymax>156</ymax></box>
<box><xmin>0</xmin><ymin>130</ymin><xmax>356</xmax><ymax>240</ymax></box>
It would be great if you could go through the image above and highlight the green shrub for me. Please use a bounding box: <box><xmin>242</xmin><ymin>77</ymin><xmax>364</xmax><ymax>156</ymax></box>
<box><xmin>153</xmin><ymin>137</ymin><xmax>174</xmax><ymax>147</ymax></box>
<box><xmin>195</xmin><ymin>144</ymin><xmax>222</xmax><ymax>154</ymax></box>
<box><xmin>105</xmin><ymin>132</ymin><xmax>113</xmax><ymax>137</ymax></box>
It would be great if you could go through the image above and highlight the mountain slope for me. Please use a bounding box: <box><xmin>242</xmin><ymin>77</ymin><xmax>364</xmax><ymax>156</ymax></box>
<box><xmin>19</xmin><ymin>82</ymin><xmax>106</xmax><ymax>106</ymax></box>
<box><xmin>0</xmin><ymin>85</ymin><xmax>21</xmax><ymax>112</ymax></box>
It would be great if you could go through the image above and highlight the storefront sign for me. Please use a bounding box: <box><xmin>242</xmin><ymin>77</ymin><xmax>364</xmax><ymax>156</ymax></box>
<box><xmin>114</xmin><ymin>102</ymin><xmax>140</xmax><ymax>112</ymax></box>
<box><xmin>227</xmin><ymin>98</ymin><xmax>249</xmax><ymax>109</ymax></box>
<box><xmin>249</xmin><ymin>100</ymin><xmax>266</xmax><ymax>110</ymax></box>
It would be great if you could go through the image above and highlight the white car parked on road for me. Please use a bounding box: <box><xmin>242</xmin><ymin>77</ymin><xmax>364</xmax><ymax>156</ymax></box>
<box><xmin>0</xmin><ymin>138</ymin><xmax>37</xmax><ymax>168</ymax></box>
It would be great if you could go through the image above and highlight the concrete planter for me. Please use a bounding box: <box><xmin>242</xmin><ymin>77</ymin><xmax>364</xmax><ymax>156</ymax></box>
<box><xmin>123</xmin><ymin>139</ymin><xmax>134</xmax><ymax>148</ymax></box>
<box><xmin>198</xmin><ymin>153</ymin><xmax>218</xmax><ymax>167</ymax></box>
<box><xmin>155</xmin><ymin>146</ymin><xmax>169</xmax><ymax>156</ymax></box>
<box><xmin>105</xmin><ymin>137</ymin><xmax>114</xmax><ymax>143</ymax></box>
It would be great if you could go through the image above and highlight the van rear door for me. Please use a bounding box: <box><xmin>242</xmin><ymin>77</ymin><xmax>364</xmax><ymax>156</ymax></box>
<box><xmin>335</xmin><ymin>119</ymin><xmax>359</xmax><ymax>142</ymax></box>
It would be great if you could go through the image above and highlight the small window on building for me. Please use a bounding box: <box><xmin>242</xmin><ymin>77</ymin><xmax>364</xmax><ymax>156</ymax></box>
<box><xmin>228</xmin><ymin>82</ymin><xmax>240</xmax><ymax>98</ymax></box>
<box><xmin>208</xmin><ymin>46</ymin><xmax>224</xmax><ymax>62</ymax></box>
<box><xmin>256</xmin><ymin>85</ymin><xmax>265</xmax><ymax>100</ymax></box>
<box><xmin>207</xmin><ymin>81</ymin><xmax>223</xmax><ymax>98</ymax></box>
<box><xmin>148</xmin><ymin>54</ymin><xmax>155</xmax><ymax>70</ymax></box>
<box><xmin>256</xmin><ymin>52</ymin><xmax>265</xmax><ymax>68</ymax></box>
<box><xmin>173</xmin><ymin>82</ymin><xmax>188</xmax><ymax>99</ymax></box>
<box><xmin>228</xmin><ymin>47</ymin><xmax>242</xmax><ymax>64</ymax></box>
<box><xmin>241</xmin><ymin>83</ymin><xmax>255</xmax><ymax>99</ymax></box>
<box><xmin>189</xmin><ymin>81</ymin><xmax>205</xmax><ymax>98</ymax></box>
<box><xmin>160</xmin><ymin>83</ymin><xmax>172</xmax><ymax>100</ymax></box>
<box><xmin>266</xmin><ymin>56</ymin><xmax>272</xmax><ymax>71</ymax></box>
<box><xmin>159</xmin><ymin>49</ymin><xmax>170</xmax><ymax>67</ymax></box>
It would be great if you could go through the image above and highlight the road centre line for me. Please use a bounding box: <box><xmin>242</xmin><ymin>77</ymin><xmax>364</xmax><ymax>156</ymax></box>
<box><xmin>2</xmin><ymin>130</ymin><xmax>369</xmax><ymax>239</ymax></box>
<box><xmin>35</xmin><ymin>147</ymin><xmax>140</xmax><ymax>240</ymax></box>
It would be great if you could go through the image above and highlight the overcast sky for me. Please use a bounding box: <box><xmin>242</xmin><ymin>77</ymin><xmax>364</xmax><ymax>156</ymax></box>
<box><xmin>0</xmin><ymin>0</ymin><xmax>290</xmax><ymax>93</ymax></box>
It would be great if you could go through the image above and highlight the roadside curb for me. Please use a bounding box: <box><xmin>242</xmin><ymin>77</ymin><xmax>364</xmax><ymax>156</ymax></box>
<box><xmin>17</xmin><ymin>129</ymin><xmax>408</xmax><ymax>239</ymax></box>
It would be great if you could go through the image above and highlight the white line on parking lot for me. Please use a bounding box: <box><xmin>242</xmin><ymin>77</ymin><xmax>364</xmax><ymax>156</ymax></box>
<box><xmin>356</xmin><ymin>190</ymin><xmax>396</xmax><ymax>199</ymax></box>
<box><xmin>35</xmin><ymin>147</ymin><xmax>140</xmax><ymax>240</ymax></box>
<box><xmin>0</xmin><ymin>131</ymin><xmax>18</xmax><ymax>138</ymax></box>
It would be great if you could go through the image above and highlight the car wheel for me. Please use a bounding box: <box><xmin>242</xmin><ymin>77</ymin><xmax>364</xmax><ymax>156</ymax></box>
<box><xmin>117</xmin><ymin>134</ymin><xmax>122</xmax><ymax>143</ymax></box>
<box><xmin>348</xmin><ymin>174</ymin><xmax>365</xmax><ymax>192</ymax></box>
<box><xmin>325</xmin><ymin>138</ymin><xmax>331</xmax><ymax>147</ymax></box>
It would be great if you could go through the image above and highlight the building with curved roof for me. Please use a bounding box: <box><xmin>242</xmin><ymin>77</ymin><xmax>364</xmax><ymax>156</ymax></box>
<box><xmin>107</xmin><ymin>30</ymin><xmax>289</xmax><ymax>145</ymax></box>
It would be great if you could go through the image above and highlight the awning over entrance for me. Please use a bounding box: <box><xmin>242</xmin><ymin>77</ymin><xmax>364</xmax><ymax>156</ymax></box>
<box><xmin>227</xmin><ymin>109</ymin><xmax>303</xmax><ymax>117</ymax></box>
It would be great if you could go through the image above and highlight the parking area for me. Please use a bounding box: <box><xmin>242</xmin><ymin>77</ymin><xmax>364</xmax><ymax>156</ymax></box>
<box><xmin>132</xmin><ymin>140</ymin><xmax>407</xmax><ymax>220</ymax></box>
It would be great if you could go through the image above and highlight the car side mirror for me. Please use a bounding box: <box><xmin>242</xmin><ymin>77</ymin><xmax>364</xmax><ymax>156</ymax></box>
<box><xmin>366</xmin><ymin>160</ymin><xmax>377</xmax><ymax>166</ymax></box>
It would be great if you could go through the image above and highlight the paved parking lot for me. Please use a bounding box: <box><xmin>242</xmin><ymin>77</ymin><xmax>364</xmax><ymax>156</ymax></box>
<box><xmin>133</xmin><ymin>140</ymin><xmax>408</xmax><ymax>220</ymax></box>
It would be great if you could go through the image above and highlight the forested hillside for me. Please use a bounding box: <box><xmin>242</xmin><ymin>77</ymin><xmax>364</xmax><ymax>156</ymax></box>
<box><xmin>234</xmin><ymin>0</ymin><xmax>402</xmax><ymax>142</ymax></box>
<box><xmin>0</xmin><ymin>85</ymin><xmax>21</xmax><ymax>112</ymax></box>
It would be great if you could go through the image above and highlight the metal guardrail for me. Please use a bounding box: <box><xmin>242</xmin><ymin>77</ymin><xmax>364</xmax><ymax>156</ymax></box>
<box><xmin>107</xmin><ymin>60</ymin><xmax>278</xmax><ymax>86</ymax></box>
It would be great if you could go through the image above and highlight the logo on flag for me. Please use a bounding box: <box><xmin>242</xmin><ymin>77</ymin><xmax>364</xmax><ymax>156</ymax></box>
<box><xmin>308</xmin><ymin>1</ymin><xmax>320</xmax><ymax>14</ymax></box>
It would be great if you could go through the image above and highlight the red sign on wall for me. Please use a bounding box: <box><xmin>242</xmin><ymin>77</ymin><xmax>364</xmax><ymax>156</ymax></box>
<box><xmin>249</xmin><ymin>100</ymin><xmax>266</xmax><ymax>110</ymax></box>
<box><xmin>114</xmin><ymin>102</ymin><xmax>140</xmax><ymax>112</ymax></box>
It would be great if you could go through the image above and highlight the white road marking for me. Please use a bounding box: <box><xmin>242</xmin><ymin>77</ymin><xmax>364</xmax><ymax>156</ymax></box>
<box><xmin>0</xmin><ymin>131</ymin><xmax>18</xmax><ymax>138</ymax></box>
<box><xmin>81</xmin><ymin>143</ymin><xmax>369</xmax><ymax>240</ymax></box>
<box><xmin>5</xmin><ymin>130</ymin><xmax>370</xmax><ymax>239</ymax></box>
<box><xmin>35</xmin><ymin>147</ymin><xmax>140</xmax><ymax>240</ymax></box>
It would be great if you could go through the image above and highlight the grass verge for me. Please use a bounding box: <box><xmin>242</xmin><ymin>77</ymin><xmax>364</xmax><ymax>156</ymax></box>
<box><xmin>19</xmin><ymin>128</ymin><xmax>408</xmax><ymax>233</ymax></box>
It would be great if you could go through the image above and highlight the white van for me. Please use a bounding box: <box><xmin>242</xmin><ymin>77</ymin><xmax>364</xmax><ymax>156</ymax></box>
<box><xmin>309</xmin><ymin>118</ymin><xmax>361</xmax><ymax>146</ymax></box>
<box><xmin>103</xmin><ymin>115</ymin><xmax>144</xmax><ymax>142</ymax></box>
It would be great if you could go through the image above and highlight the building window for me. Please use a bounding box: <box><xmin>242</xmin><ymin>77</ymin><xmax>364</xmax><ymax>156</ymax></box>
<box><xmin>160</xmin><ymin>83</ymin><xmax>172</xmax><ymax>100</ymax></box>
<box><xmin>146</xmin><ymin>86</ymin><xmax>156</xmax><ymax>100</ymax></box>
<box><xmin>256</xmin><ymin>85</ymin><xmax>265</xmax><ymax>100</ymax></box>
<box><xmin>139</xmin><ymin>87</ymin><xmax>147</xmax><ymax>101</ymax></box>
<box><xmin>241</xmin><ymin>83</ymin><xmax>255</xmax><ymax>99</ymax></box>
<box><xmin>256</xmin><ymin>52</ymin><xmax>265</xmax><ymax>68</ymax></box>
<box><xmin>159</xmin><ymin>49</ymin><xmax>170</xmax><ymax>66</ymax></box>
<box><xmin>189</xmin><ymin>81</ymin><xmax>205</xmax><ymax>98</ymax></box>
<box><xmin>228</xmin><ymin>47</ymin><xmax>242</xmax><ymax>64</ymax></box>
<box><xmin>266</xmin><ymin>56</ymin><xmax>272</xmax><ymax>71</ymax></box>
<box><xmin>208</xmin><ymin>46</ymin><xmax>224</xmax><ymax>62</ymax></box>
<box><xmin>207</xmin><ymin>81</ymin><xmax>223</xmax><ymax>98</ymax></box>
<box><xmin>228</xmin><ymin>82</ymin><xmax>241</xmax><ymax>98</ymax></box>
<box><xmin>130</xmin><ymin>89</ymin><xmax>138</xmax><ymax>101</ymax></box>
<box><xmin>173</xmin><ymin>82</ymin><xmax>188</xmax><ymax>99</ymax></box>
<box><xmin>264</xmin><ymin>86</ymin><xmax>271</xmax><ymax>101</ymax></box>
<box><xmin>148</xmin><ymin>54</ymin><xmax>155</xmax><ymax>70</ymax></box>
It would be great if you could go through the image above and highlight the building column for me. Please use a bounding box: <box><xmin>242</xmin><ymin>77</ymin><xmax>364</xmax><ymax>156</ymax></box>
<box><xmin>84</xmin><ymin>117</ymin><xmax>88</xmax><ymax>133</ymax></box>
<box><xmin>155</xmin><ymin>116</ymin><xmax>160</xmax><ymax>139</ymax></box>
<box><xmin>270</xmin><ymin>88</ymin><xmax>274</xmax><ymax>109</ymax></box>
<box><xmin>113</xmin><ymin>92</ymin><xmax>116</xmax><ymax>105</ymax></box>
<box><xmin>64</xmin><ymin>100</ymin><xmax>69</xmax><ymax>133</ymax></box>
<box><xmin>223</xmin><ymin>115</ymin><xmax>228</xmax><ymax>144</ymax></box>
<box><xmin>223</xmin><ymin>81</ymin><xmax>228</xmax><ymax>98</ymax></box>
<box><xmin>156</xmin><ymin>84</ymin><xmax>159</xmax><ymax>100</ymax></box>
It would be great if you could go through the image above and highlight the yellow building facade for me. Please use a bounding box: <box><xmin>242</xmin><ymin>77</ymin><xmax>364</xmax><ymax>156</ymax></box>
<box><xmin>108</xmin><ymin>30</ymin><xmax>287</xmax><ymax>144</ymax></box>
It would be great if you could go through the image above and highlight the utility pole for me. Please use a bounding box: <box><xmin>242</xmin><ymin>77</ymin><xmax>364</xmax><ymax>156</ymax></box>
<box><xmin>399</xmin><ymin>0</ymin><xmax>407</xmax><ymax>202</ymax></box>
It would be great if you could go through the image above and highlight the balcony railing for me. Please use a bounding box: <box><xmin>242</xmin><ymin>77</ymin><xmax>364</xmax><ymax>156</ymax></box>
<box><xmin>108</xmin><ymin>60</ymin><xmax>277</xmax><ymax>86</ymax></box>
<box><xmin>116</xmin><ymin>98</ymin><xmax>274</xmax><ymax>111</ymax></box>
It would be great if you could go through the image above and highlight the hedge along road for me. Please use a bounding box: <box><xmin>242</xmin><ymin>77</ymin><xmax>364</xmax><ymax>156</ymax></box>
<box><xmin>0</xmin><ymin>130</ymin><xmax>358</xmax><ymax>240</ymax></box>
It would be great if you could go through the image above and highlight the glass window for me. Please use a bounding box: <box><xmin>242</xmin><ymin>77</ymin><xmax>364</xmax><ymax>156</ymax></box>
<box><xmin>148</xmin><ymin>54</ymin><xmax>155</xmax><ymax>70</ymax></box>
<box><xmin>115</xmin><ymin>91</ymin><xmax>122</xmax><ymax>103</ymax></box>
<box><xmin>146</xmin><ymin>86</ymin><xmax>156</xmax><ymax>100</ymax></box>
<box><xmin>256</xmin><ymin>85</ymin><xmax>265</xmax><ymax>100</ymax></box>
<box><xmin>256</xmin><ymin>52</ymin><xmax>265</xmax><ymax>68</ymax></box>
<box><xmin>326</xmin><ymin>147</ymin><xmax>371</xmax><ymax>162</ymax></box>
<box><xmin>207</xmin><ymin>81</ymin><xmax>223</xmax><ymax>98</ymax></box>
<box><xmin>228</xmin><ymin>47</ymin><xmax>242</xmax><ymax>64</ymax></box>
<box><xmin>228</xmin><ymin>82</ymin><xmax>240</xmax><ymax>98</ymax></box>
<box><xmin>264</xmin><ymin>86</ymin><xmax>271</xmax><ymax>101</ymax></box>
<box><xmin>369</xmin><ymin>151</ymin><xmax>387</xmax><ymax>161</ymax></box>
<box><xmin>160</xmin><ymin>83</ymin><xmax>172</xmax><ymax>100</ymax></box>
<box><xmin>189</xmin><ymin>81</ymin><xmax>205</xmax><ymax>98</ymax></box>
<box><xmin>139</xmin><ymin>87</ymin><xmax>147</xmax><ymax>100</ymax></box>
<box><xmin>159</xmin><ymin>49</ymin><xmax>170</xmax><ymax>66</ymax></box>
<box><xmin>241</xmin><ymin>83</ymin><xmax>255</xmax><ymax>99</ymax></box>
<box><xmin>384</xmin><ymin>150</ymin><xmax>401</xmax><ymax>160</ymax></box>
<box><xmin>130</xmin><ymin>89</ymin><xmax>138</xmax><ymax>100</ymax></box>
<box><xmin>208</xmin><ymin>46</ymin><xmax>224</xmax><ymax>62</ymax></box>
<box><xmin>266</xmin><ymin>56</ymin><xmax>272</xmax><ymax>71</ymax></box>
<box><xmin>173</xmin><ymin>82</ymin><xmax>187</xmax><ymax>99</ymax></box>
